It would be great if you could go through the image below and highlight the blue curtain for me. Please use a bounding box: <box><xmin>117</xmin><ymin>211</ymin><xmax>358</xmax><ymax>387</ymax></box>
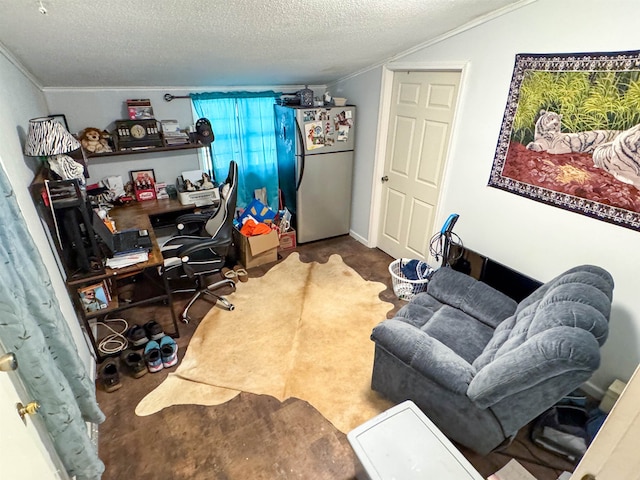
<box><xmin>0</xmin><ymin>168</ymin><xmax>105</xmax><ymax>480</ymax></box>
<box><xmin>191</xmin><ymin>91</ymin><xmax>281</xmax><ymax>211</ymax></box>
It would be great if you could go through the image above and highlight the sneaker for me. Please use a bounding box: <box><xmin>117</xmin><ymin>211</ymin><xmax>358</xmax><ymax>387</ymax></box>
<box><xmin>120</xmin><ymin>349</ymin><xmax>148</xmax><ymax>378</ymax></box>
<box><xmin>144</xmin><ymin>320</ymin><xmax>164</xmax><ymax>341</ymax></box>
<box><xmin>144</xmin><ymin>340</ymin><xmax>163</xmax><ymax>373</ymax></box>
<box><xmin>160</xmin><ymin>336</ymin><xmax>178</xmax><ymax>368</ymax></box>
<box><xmin>98</xmin><ymin>361</ymin><xmax>122</xmax><ymax>393</ymax></box>
<box><xmin>126</xmin><ymin>324</ymin><xmax>148</xmax><ymax>348</ymax></box>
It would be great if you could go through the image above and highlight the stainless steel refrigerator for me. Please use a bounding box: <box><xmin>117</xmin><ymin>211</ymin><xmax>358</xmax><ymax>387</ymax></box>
<box><xmin>274</xmin><ymin>104</ymin><xmax>356</xmax><ymax>243</ymax></box>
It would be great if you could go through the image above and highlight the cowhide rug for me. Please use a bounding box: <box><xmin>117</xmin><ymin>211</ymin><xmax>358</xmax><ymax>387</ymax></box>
<box><xmin>136</xmin><ymin>252</ymin><xmax>394</xmax><ymax>432</ymax></box>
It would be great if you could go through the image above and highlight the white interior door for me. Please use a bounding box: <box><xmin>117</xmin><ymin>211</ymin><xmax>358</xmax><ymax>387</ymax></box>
<box><xmin>377</xmin><ymin>70</ymin><xmax>461</xmax><ymax>261</ymax></box>
<box><xmin>570</xmin><ymin>364</ymin><xmax>640</xmax><ymax>480</ymax></box>
<box><xmin>0</xmin><ymin>342</ymin><xmax>67</xmax><ymax>479</ymax></box>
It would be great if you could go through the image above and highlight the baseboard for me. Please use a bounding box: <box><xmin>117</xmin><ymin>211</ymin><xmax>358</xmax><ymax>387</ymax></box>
<box><xmin>579</xmin><ymin>379</ymin><xmax>605</xmax><ymax>400</ymax></box>
<box><xmin>349</xmin><ymin>230</ymin><xmax>371</xmax><ymax>247</ymax></box>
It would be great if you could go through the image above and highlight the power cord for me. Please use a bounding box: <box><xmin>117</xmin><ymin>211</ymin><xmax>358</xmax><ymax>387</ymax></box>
<box><xmin>95</xmin><ymin>318</ymin><xmax>129</xmax><ymax>355</ymax></box>
<box><xmin>428</xmin><ymin>230</ymin><xmax>463</xmax><ymax>266</ymax></box>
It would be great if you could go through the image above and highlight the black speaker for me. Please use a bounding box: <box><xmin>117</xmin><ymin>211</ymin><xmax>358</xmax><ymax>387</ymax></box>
<box><xmin>195</xmin><ymin>118</ymin><xmax>214</xmax><ymax>145</ymax></box>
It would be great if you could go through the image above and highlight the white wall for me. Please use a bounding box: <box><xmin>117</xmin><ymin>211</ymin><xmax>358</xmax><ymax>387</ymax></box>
<box><xmin>0</xmin><ymin>54</ymin><xmax>93</xmax><ymax>368</ymax></box>
<box><xmin>332</xmin><ymin>69</ymin><xmax>383</xmax><ymax>244</ymax></box>
<box><xmin>336</xmin><ymin>0</ymin><xmax>640</xmax><ymax>394</ymax></box>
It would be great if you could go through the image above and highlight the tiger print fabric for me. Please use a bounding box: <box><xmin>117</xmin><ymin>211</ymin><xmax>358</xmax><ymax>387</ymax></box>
<box><xmin>592</xmin><ymin>123</ymin><xmax>640</xmax><ymax>188</ymax></box>
<box><xmin>526</xmin><ymin>110</ymin><xmax>621</xmax><ymax>154</ymax></box>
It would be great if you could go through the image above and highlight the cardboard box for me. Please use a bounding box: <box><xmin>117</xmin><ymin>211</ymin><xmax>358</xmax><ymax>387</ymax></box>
<box><xmin>279</xmin><ymin>229</ymin><xmax>297</xmax><ymax>250</ymax></box>
<box><xmin>135</xmin><ymin>187</ymin><xmax>156</xmax><ymax>202</ymax></box>
<box><xmin>599</xmin><ymin>379</ymin><xmax>626</xmax><ymax>413</ymax></box>
<box><xmin>233</xmin><ymin>228</ymin><xmax>279</xmax><ymax>268</ymax></box>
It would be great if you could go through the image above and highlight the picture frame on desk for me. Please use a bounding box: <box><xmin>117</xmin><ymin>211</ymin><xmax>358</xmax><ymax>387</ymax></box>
<box><xmin>78</xmin><ymin>282</ymin><xmax>110</xmax><ymax>314</ymax></box>
<box><xmin>130</xmin><ymin>169</ymin><xmax>157</xmax><ymax>201</ymax></box>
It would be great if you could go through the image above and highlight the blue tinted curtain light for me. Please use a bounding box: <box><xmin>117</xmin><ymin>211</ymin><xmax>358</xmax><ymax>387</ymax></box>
<box><xmin>191</xmin><ymin>91</ymin><xmax>281</xmax><ymax>211</ymax></box>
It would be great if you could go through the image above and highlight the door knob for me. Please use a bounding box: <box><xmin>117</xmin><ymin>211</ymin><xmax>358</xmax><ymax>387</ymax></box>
<box><xmin>581</xmin><ymin>475</ymin><xmax>596</xmax><ymax>480</ymax></box>
<box><xmin>17</xmin><ymin>401</ymin><xmax>40</xmax><ymax>421</ymax></box>
<box><xmin>381</xmin><ymin>175</ymin><xmax>389</xmax><ymax>183</ymax></box>
<box><xmin>0</xmin><ymin>352</ymin><xmax>17</xmax><ymax>371</ymax></box>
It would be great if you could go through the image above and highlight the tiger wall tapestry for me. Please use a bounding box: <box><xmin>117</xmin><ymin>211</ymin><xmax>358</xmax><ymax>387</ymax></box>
<box><xmin>488</xmin><ymin>50</ymin><xmax>640</xmax><ymax>232</ymax></box>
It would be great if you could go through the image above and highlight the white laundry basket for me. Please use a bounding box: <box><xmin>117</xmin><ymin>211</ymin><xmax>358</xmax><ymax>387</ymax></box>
<box><xmin>388</xmin><ymin>259</ymin><xmax>431</xmax><ymax>301</ymax></box>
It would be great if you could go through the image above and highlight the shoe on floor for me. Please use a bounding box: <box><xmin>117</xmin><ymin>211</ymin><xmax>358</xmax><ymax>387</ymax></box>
<box><xmin>160</xmin><ymin>335</ymin><xmax>178</xmax><ymax>368</ymax></box>
<box><xmin>144</xmin><ymin>320</ymin><xmax>164</xmax><ymax>341</ymax></box>
<box><xmin>233</xmin><ymin>265</ymin><xmax>249</xmax><ymax>282</ymax></box>
<box><xmin>144</xmin><ymin>341</ymin><xmax>163</xmax><ymax>373</ymax></box>
<box><xmin>120</xmin><ymin>349</ymin><xmax>148</xmax><ymax>378</ymax></box>
<box><xmin>126</xmin><ymin>324</ymin><xmax>148</xmax><ymax>348</ymax></box>
<box><xmin>221</xmin><ymin>267</ymin><xmax>238</xmax><ymax>283</ymax></box>
<box><xmin>99</xmin><ymin>360</ymin><xmax>122</xmax><ymax>393</ymax></box>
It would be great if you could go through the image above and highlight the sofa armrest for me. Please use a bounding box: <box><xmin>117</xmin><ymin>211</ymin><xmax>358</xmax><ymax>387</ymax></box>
<box><xmin>467</xmin><ymin>327</ymin><xmax>601</xmax><ymax>408</ymax></box>
<box><xmin>428</xmin><ymin>267</ymin><xmax>518</xmax><ymax>328</ymax></box>
<box><xmin>371</xmin><ymin>319</ymin><xmax>476</xmax><ymax>394</ymax></box>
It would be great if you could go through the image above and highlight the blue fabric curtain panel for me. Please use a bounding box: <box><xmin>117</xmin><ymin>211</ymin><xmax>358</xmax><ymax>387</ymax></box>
<box><xmin>0</xmin><ymin>167</ymin><xmax>105</xmax><ymax>480</ymax></box>
<box><xmin>191</xmin><ymin>91</ymin><xmax>281</xmax><ymax>211</ymax></box>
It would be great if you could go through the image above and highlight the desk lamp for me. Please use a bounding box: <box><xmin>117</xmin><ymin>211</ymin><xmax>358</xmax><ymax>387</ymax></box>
<box><xmin>24</xmin><ymin>117</ymin><xmax>85</xmax><ymax>184</ymax></box>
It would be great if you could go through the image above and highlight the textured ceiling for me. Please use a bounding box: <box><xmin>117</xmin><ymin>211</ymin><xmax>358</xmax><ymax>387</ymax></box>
<box><xmin>0</xmin><ymin>0</ymin><xmax>528</xmax><ymax>89</ymax></box>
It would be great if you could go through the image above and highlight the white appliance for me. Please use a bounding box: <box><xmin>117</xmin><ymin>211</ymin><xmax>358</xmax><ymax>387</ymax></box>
<box><xmin>347</xmin><ymin>401</ymin><xmax>484</xmax><ymax>480</ymax></box>
<box><xmin>274</xmin><ymin>104</ymin><xmax>356</xmax><ymax>243</ymax></box>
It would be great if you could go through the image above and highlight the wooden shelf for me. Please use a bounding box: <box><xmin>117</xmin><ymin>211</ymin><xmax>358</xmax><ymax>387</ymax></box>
<box><xmin>86</xmin><ymin>143</ymin><xmax>205</xmax><ymax>159</ymax></box>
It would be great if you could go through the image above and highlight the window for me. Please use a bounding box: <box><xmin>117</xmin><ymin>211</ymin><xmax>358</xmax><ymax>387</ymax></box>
<box><xmin>192</xmin><ymin>91</ymin><xmax>281</xmax><ymax>210</ymax></box>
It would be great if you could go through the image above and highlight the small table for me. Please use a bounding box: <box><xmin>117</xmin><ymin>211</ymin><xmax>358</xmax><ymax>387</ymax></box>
<box><xmin>347</xmin><ymin>401</ymin><xmax>484</xmax><ymax>480</ymax></box>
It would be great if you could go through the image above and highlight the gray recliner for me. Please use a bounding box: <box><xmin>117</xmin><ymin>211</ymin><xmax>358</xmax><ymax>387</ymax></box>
<box><xmin>370</xmin><ymin>264</ymin><xmax>614</xmax><ymax>454</ymax></box>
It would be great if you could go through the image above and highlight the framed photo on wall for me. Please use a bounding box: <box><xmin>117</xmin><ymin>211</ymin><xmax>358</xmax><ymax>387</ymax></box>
<box><xmin>488</xmin><ymin>50</ymin><xmax>640</xmax><ymax>232</ymax></box>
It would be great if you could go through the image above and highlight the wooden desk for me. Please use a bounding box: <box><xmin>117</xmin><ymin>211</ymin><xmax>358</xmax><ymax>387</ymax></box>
<box><xmin>68</xmin><ymin>198</ymin><xmax>201</xmax><ymax>362</ymax></box>
<box><xmin>109</xmin><ymin>199</ymin><xmax>196</xmax><ymax>273</ymax></box>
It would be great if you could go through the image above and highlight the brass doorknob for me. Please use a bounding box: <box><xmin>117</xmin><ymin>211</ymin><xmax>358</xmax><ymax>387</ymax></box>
<box><xmin>0</xmin><ymin>352</ymin><xmax>17</xmax><ymax>371</ymax></box>
<box><xmin>17</xmin><ymin>401</ymin><xmax>40</xmax><ymax>420</ymax></box>
<box><xmin>581</xmin><ymin>475</ymin><xmax>596</xmax><ymax>480</ymax></box>
<box><xmin>381</xmin><ymin>175</ymin><xmax>389</xmax><ymax>183</ymax></box>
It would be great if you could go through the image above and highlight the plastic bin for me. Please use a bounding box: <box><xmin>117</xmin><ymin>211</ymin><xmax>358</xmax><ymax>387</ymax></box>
<box><xmin>389</xmin><ymin>258</ymin><xmax>431</xmax><ymax>301</ymax></box>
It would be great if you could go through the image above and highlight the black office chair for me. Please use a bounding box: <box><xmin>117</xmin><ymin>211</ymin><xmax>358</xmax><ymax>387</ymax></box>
<box><xmin>161</xmin><ymin>161</ymin><xmax>238</xmax><ymax>322</ymax></box>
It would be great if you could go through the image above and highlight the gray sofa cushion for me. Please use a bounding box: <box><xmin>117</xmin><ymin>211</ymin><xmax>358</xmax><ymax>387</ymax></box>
<box><xmin>516</xmin><ymin>266</ymin><xmax>614</xmax><ymax>315</ymax></box>
<box><xmin>422</xmin><ymin>306</ymin><xmax>494</xmax><ymax>364</ymax></box>
<box><xmin>468</xmin><ymin>327</ymin><xmax>601</xmax><ymax>408</ymax></box>
<box><xmin>474</xmin><ymin>268</ymin><xmax>612</xmax><ymax>371</ymax></box>
<box><xmin>371</xmin><ymin>320</ymin><xmax>476</xmax><ymax>394</ymax></box>
<box><xmin>427</xmin><ymin>267</ymin><xmax>517</xmax><ymax>328</ymax></box>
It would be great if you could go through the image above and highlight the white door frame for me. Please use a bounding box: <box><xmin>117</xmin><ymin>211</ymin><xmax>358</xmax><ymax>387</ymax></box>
<box><xmin>367</xmin><ymin>61</ymin><xmax>470</xmax><ymax>250</ymax></box>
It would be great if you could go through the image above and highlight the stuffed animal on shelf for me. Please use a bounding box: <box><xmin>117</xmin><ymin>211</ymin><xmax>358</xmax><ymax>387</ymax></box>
<box><xmin>78</xmin><ymin>127</ymin><xmax>112</xmax><ymax>153</ymax></box>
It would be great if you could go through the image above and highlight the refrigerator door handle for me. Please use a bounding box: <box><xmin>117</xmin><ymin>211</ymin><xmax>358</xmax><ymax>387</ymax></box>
<box><xmin>295</xmin><ymin>120</ymin><xmax>306</xmax><ymax>191</ymax></box>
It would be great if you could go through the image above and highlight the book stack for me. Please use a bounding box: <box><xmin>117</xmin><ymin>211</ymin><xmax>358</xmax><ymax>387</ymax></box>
<box><xmin>161</xmin><ymin>119</ymin><xmax>190</xmax><ymax>146</ymax></box>
<box><xmin>106</xmin><ymin>251</ymin><xmax>149</xmax><ymax>269</ymax></box>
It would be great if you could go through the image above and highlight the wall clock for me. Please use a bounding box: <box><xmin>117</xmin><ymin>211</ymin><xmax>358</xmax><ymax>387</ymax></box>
<box><xmin>114</xmin><ymin>119</ymin><xmax>163</xmax><ymax>150</ymax></box>
<box><xmin>130</xmin><ymin>124</ymin><xmax>147</xmax><ymax>139</ymax></box>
